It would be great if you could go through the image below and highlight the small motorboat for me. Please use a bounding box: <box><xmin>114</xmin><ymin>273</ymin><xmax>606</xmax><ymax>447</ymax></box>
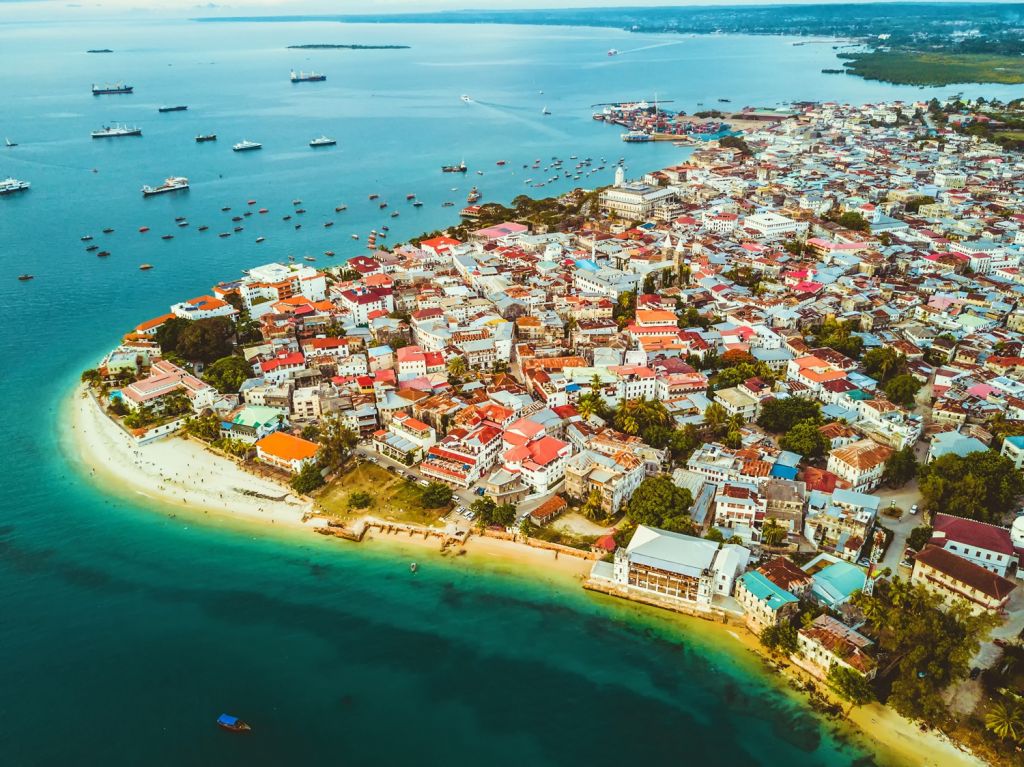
<box><xmin>295</xmin><ymin>208</ymin><xmax>306</xmax><ymax>214</ymax></box>
<box><xmin>335</xmin><ymin>204</ymin><xmax>347</xmax><ymax>212</ymax></box>
<box><xmin>161</xmin><ymin>234</ymin><xmax>174</xmax><ymax>240</ymax></box>
<box><xmin>258</xmin><ymin>208</ymin><xmax>268</xmax><ymax>214</ymax></box>
<box><xmin>231</xmin><ymin>216</ymin><xmax>242</xmax><ymax>222</ymax></box>
<box><xmin>198</xmin><ymin>225</ymin><xmax>209</xmax><ymax>232</ymax></box>
<box><xmin>17</xmin><ymin>274</ymin><xmax>33</xmax><ymax>281</ymax></box>
<box><xmin>381</xmin><ymin>226</ymin><xmax>389</xmax><ymax>232</ymax></box>
<box><xmin>102</xmin><ymin>227</ymin><xmax>114</xmax><ymax>234</ymax></box>
<box><xmin>138</xmin><ymin>226</ymin><xmax>149</xmax><ymax>233</ymax></box>
<box><xmin>243</xmin><ymin>211</ymin><xmax>252</xmax><ymax>217</ymax></box>
<box><xmin>282</xmin><ymin>215</ymin><xmax>292</xmax><ymax>221</ymax></box>
<box><xmin>378</xmin><ymin>202</ymin><xmax>387</xmax><ymax>209</ymax></box>
<box><xmin>391</xmin><ymin>211</ymin><xmax>399</xmax><ymax>218</ymax></box>
<box><xmin>350</xmin><ymin>234</ymin><xmax>359</xmax><ymax>240</ymax></box>
<box><xmin>292</xmin><ymin>199</ymin><xmax>302</xmax><ymax>205</ymax></box>
<box><xmin>218</xmin><ymin>232</ymin><xmax>231</xmax><ymax>238</ymax></box>
<box><xmin>81</xmin><ymin>235</ymin><xmax>93</xmax><ymax>242</ymax></box>
<box><xmin>97</xmin><ymin>250</ymin><xmax>110</xmax><ymax>257</ymax></box>
<box><xmin>406</xmin><ymin>194</ymin><xmax>416</xmax><ymax>200</ymax></box>
<box><xmin>410</xmin><ymin>562</ymin><xmax>418</xmax><ymax>573</ymax></box>
<box><xmin>217</xmin><ymin>714</ymin><xmax>251</xmax><ymax>733</ymax></box>
<box><xmin>412</xmin><ymin>201</ymin><xmax>423</xmax><ymax>207</ymax></box>
<box><xmin>247</xmin><ymin>199</ymin><xmax>256</xmax><ymax>205</ymax></box>
<box><xmin>174</xmin><ymin>216</ymin><xmax>186</xmax><ymax>222</ymax></box>
<box><xmin>294</xmin><ymin>224</ymin><xmax>301</xmax><ymax>230</ymax></box>
<box><xmin>304</xmin><ymin>256</ymin><xmax>315</xmax><ymax>262</ymax></box>
<box><xmin>496</xmin><ymin>160</ymin><xmax>506</xmax><ymax>166</ymax></box>
<box><xmin>221</xmin><ymin>206</ymin><xmax>231</xmax><ymax>212</ymax></box>
<box><xmin>324</xmin><ymin>221</ymin><xmax>334</xmax><ymax>228</ymax></box>
<box><xmin>233</xmin><ymin>226</ymin><xmax>243</xmax><ymax>232</ymax></box>
<box><xmin>86</xmin><ymin>245</ymin><xmax>99</xmax><ymax>252</ymax></box>
<box><xmin>368</xmin><ymin>193</ymin><xmax>379</xmax><ymax>200</ymax></box>
<box><xmin>139</xmin><ymin>264</ymin><xmax>153</xmax><ymax>270</ymax></box>
<box><xmin>256</xmin><ymin>236</ymin><xmax>265</xmax><ymax>243</ymax></box>
<box><xmin>324</xmin><ymin>250</ymin><xmax>335</xmax><ymax>256</ymax></box>
<box><xmin>177</xmin><ymin>221</ymin><xmax>189</xmax><ymax>227</ymax></box>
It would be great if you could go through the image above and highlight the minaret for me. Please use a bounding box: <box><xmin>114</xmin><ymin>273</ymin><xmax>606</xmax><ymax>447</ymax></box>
<box><xmin>614</xmin><ymin>165</ymin><xmax>625</xmax><ymax>187</ymax></box>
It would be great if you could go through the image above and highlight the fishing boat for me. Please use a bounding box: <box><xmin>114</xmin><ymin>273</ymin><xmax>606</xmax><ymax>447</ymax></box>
<box><xmin>412</xmin><ymin>201</ymin><xmax>423</xmax><ymax>207</ymax></box>
<box><xmin>221</xmin><ymin>206</ymin><xmax>231</xmax><ymax>212</ymax></box>
<box><xmin>97</xmin><ymin>250</ymin><xmax>110</xmax><ymax>257</ymax></box>
<box><xmin>324</xmin><ymin>221</ymin><xmax>334</xmax><ymax>228</ymax></box>
<box><xmin>139</xmin><ymin>263</ymin><xmax>153</xmax><ymax>270</ymax></box>
<box><xmin>138</xmin><ymin>226</ymin><xmax>149</xmax><ymax>233</ymax></box>
<box><xmin>218</xmin><ymin>232</ymin><xmax>231</xmax><ymax>238</ymax></box>
<box><xmin>86</xmin><ymin>245</ymin><xmax>99</xmax><ymax>252</ymax></box>
<box><xmin>232</xmin><ymin>216</ymin><xmax>243</xmax><ymax>222</ymax></box>
<box><xmin>368</xmin><ymin>193</ymin><xmax>379</xmax><ymax>200</ymax></box>
<box><xmin>177</xmin><ymin>221</ymin><xmax>189</xmax><ymax>227</ymax></box>
<box><xmin>378</xmin><ymin>202</ymin><xmax>387</xmax><ymax>209</ymax></box>
<box><xmin>496</xmin><ymin>160</ymin><xmax>506</xmax><ymax>166</ymax></box>
<box><xmin>195</xmin><ymin>134</ymin><xmax>217</xmax><ymax>142</ymax></box>
<box><xmin>81</xmin><ymin>235</ymin><xmax>93</xmax><ymax>241</ymax></box>
<box><xmin>102</xmin><ymin>227</ymin><xmax>114</xmax><ymax>234</ymax></box>
<box><xmin>324</xmin><ymin>250</ymin><xmax>335</xmax><ymax>256</ymax></box>
<box><xmin>335</xmin><ymin>204</ymin><xmax>347</xmax><ymax>212</ymax></box>
<box><xmin>258</xmin><ymin>208</ymin><xmax>268</xmax><ymax>214</ymax></box>
<box><xmin>390</xmin><ymin>211</ymin><xmax>399</xmax><ymax>218</ymax></box>
<box><xmin>197</xmin><ymin>225</ymin><xmax>208</xmax><ymax>232</ymax></box>
<box><xmin>406</xmin><ymin>194</ymin><xmax>416</xmax><ymax>200</ymax></box>
<box><xmin>282</xmin><ymin>215</ymin><xmax>292</xmax><ymax>221</ymax></box>
<box><xmin>460</xmin><ymin>94</ymin><xmax>472</xmax><ymax>103</ymax></box>
<box><xmin>18</xmin><ymin>274</ymin><xmax>33</xmax><ymax>281</ymax></box>
<box><xmin>216</xmin><ymin>714</ymin><xmax>251</xmax><ymax>733</ymax></box>
<box><xmin>161</xmin><ymin>234</ymin><xmax>174</xmax><ymax>240</ymax></box>
<box><xmin>256</xmin><ymin>236</ymin><xmax>265</xmax><ymax>243</ymax></box>
<box><xmin>304</xmin><ymin>256</ymin><xmax>315</xmax><ymax>262</ymax></box>
<box><xmin>351</xmin><ymin>234</ymin><xmax>359</xmax><ymax>240</ymax></box>
<box><xmin>233</xmin><ymin>226</ymin><xmax>243</xmax><ymax>232</ymax></box>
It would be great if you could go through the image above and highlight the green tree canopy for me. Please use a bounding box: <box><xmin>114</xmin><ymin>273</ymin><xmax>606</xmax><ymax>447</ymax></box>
<box><xmin>203</xmin><ymin>355</ymin><xmax>253</xmax><ymax>393</ymax></box>
<box><xmin>906</xmin><ymin>525</ymin><xmax>933</xmax><ymax>552</ymax></box>
<box><xmin>853</xmin><ymin>579</ymin><xmax>999</xmax><ymax>723</ymax></box>
<box><xmin>826</xmin><ymin>665</ymin><xmax>874</xmax><ymax>715</ymax></box>
<box><xmin>779</xmin><ymin>418</ymin><xmax>829</xmax><ymax>459</ymax></box>
<box><xmin>175</xmin><ymin>316</ymin><xmax>236</xmax><ymax>364</ymax></box>
<box><xmin>317</xmin><ymin>414</ymin><xmax>359</xmax><ymax>470</ymax></box>
<box><xmin>421</xmin><ymin>482</ymin><xmax>453</xmax><ymax>508</ymax></box>
<box><xmin>290</xmin><ymin>462</ymin><xmax>325</xmax><ymax>494</ymax></box>
<box><xmin>760</xmin><ymin>622</ymin><xmax>798</xmax><ymax>655</ymax></box>
<box><xmin>625</xmin><ymin>475</ymin><xmax>694</xmax><ymax>533</ymax></box>
<box><xmin>917</xmin><ymin>449</ymin><xmax>1023</xmax><ymax>523</ymax></box>
<box><xmin>756</xmin><ymin>397</ymin><xmax>821</xmax><ymax>433</ymax></box>
<box><xmin>883</xmin><ymin>446</ymin><xmax>918</xmax><ymax>488</ymax></box>
<box><xmin>862</xmin><ymin>347</ymin><xmax>907</xmax><ymax>383</ymax></box>
<box><xmin>882</xmin><ymin>374</ymin><xmax>922</xmax><ymax>408</ymax></box>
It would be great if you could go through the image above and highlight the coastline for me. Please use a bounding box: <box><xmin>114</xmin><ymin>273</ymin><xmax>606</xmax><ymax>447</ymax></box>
<box><xmin>65</xmin><ymin>385</ymin><xmax>986</xmax><ymax>767</ymax></box>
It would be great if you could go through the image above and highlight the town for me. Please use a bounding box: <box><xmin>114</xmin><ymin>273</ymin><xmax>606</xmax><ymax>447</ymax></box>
<box><xmin>83</xmin><ymin>97</ymin><xmax>1024</xmax><ymax>763</ymax></box>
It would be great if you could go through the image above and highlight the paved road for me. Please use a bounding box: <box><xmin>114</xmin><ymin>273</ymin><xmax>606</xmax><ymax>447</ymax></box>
<box><xmin>874</xmin><ymin>478</ymin><xmax>925</xmax><ymax>572</ymax></box>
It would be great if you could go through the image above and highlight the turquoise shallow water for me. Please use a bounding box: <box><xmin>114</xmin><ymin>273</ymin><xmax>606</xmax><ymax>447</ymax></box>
<box><xmin>3</xmin><ymin>17</ymin><xmax>1015</xmax><ymax>765</ymax></box>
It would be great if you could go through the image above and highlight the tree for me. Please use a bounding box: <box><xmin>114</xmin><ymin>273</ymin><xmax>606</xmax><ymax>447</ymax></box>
<box><xmin>985</xmin><ymin>700</ymin><xmax>1024</xmax><ymax>743</ymax></box>
<box><xmin>471</xmin><ymin>496</ymin><xmax>496</xmax><ymax>524</ymax></box>
<box><xmin>761</xmin><ymin>519</ymin><xmax>787</xmax><ymax>547</ymax></box>
<box><xmin>917</xmin><ymin>450</ymin><xmax>1023</xmax><ymax>523</ymax></box>
<box><xmin>81</xmin><ymin>369</ymin><xmax>103</xmax><ymax>388</ymax></box>
<box><xmin>756</xmin><ymin>397</ymin><xmax>821</xmax><ymax>433</ymax></box>
<box><xmin>317</xmin><ymin>414</ymin><xmax>359</xmax><ymax>469</ymax></box>
<box><xmin>853</xmin><ymin>579</ymin><xmax>999</xmax><ymax>723</ymax></box>
<box><xmin>613</xmin><ymin>397</ymin><xmax>670</xmax><ymax>441</ymax></box>
<box><xmin>290</xmin><ymin>462</ymin><xmax>324</xmax><ymax>494</ymax></box>
<box><xmin>421</xmin><ymin>482</ymin><xmax>452</xmax><ymax>508</ymax></box>
<box><xmin>348</xmin><ymin>490</ymin><xmax>372</xmax><ymax>509</ymax></box>
<box><xmin>580</xmin><ymin>489</ymin><xmax>604</xmax><ymax>521</ymax></box>
<box><xmin>779</xmin><ymin>419</ymin><xmax>829</xmax><ymax>459</ymax></box>
<box><xmin>519</xmin><ymin>515</ymin><xmax>535</xmax><ymax>537</ymax></box>
<box><xmin>154</xmin><ymin>316</ymin><xmax>192</xmax><ymax>355</ymax></box>
<box><xmin>835</xmin><ymin>211</ymin><xmax>870</xmax><ymax>232</ymax></box>
<box><xmin>760</xmin><ymin>622</ymin><xmax>798</xmax><ymax>655</ymax></box>
<box><xmin>719</xmin><ymin>349</ymin><xmax>755</xmax><ymax>368</ymax></box>
<box><xmin>183</xmin><ymin>413</ymin><xmax>220</xmax><ymax>441</ymax></box>
<box><xmin>625</xmin><ymin>475</ymin><xmax>694</xmax><ymax>533</ymax></box>
<box><xmin>862</xmin><ymin>347</ymin><xmax>907</xmax><ymax>383</ymax></box>
<box><xmin>883</xmin><ymin>374</ymin><xmax>922</xmax><ymax>408</ymax></box>
<box><xmin>813</xmin><ymin>317</ymin><xmax>864</xmax><ymax>360</ymax></box>
<box><xmin>704</xmin><ymin>528</ymin><xmax>725</xmax><ymax>543</ymax></box>
<box><xmin>493</xmin><ymin>503</ymin><xmax>517</xmax><ymax>527</ymax></box>
<box><xmin>827</xmin><ymin>665</ymin><xmax>874</xmax><ymax>716</ymax></box>
<box><xmin>906</xmin><ymin>525</ymin><xmax>933</xmax><ymax>552</ymax></box>
<box><xmin>446</xmin><ymin>356</ymin><xmax>468</xmax><ymax>381</ymax></box>
<box><xmin>883</xmin><ymin>446</ymin><xmax>918</xmax><ymax>488</ymax></box>
<box><xmin>175</xmin><ymin>316</ymin><xmax>236</xmax><ymax>364</ymax></box>
<box><xmin>203</xmin><ymin>355</ymin><xmax>253</xmax><ymax>393</ymax></box>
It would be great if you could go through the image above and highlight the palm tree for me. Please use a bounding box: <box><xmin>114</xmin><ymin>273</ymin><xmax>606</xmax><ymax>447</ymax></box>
<box><xmin>577</xmin><ymin>395</ymin><xmax>598</xmax><ymax>421</ymax></box>
<box><xmin>447</xmin><ymin>356</ymin><xmax>468</xmax><ymax>380</ymax></box>
<box><xmin>985</xmin><ymin>700</ymin><xmax>1024</xmax><ymax>743</ymax></box>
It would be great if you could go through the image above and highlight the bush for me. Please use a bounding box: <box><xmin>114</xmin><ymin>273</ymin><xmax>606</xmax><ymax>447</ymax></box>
<box><xmin>348</xmin><ymin>490</ymin><xmax>372</xmax><ymax>509</ymax></box>
<box><xmin>291</xmin><ymin>462</ymin><xmax>325</xmax><ymax>494</ymax></box>
<box><xmin>421</xmin><ymin>482</ymin><xmax>453</xmax><ymax>508</ymax></box>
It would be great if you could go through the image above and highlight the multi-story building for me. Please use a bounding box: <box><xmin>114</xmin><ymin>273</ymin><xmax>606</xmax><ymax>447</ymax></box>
<box><xmin>804</xmin><ymin>488</ymin><xmax>880</xmax><ymax>562</ymax></box>
<box><xmin>373</xmin><ymin>411</ymin><xmax>437</xmax><ymax>465</ymax></box>
<box><xmin>930</xmin><ymin>513</ymin><xmax>1019</xmax><ymax>578</ymax></box>
<box><xmin>564</xmin><ymin>448</ymin><xmax>645</xmax><ymax>516</ymax></box>
<box><xmin>735</xmin><ymin>571</ymin><xmax>799</xmax><ymax>632</ymax></box>
<box><xmin>795</xmin><ymin>615</ymin><xmax>876</xmax><ymax>681</ymax></box>
<box><xmin>912</xmin><ymin>545</ymin><xmax>1017</xmax><ymax>615</ymax></box>
<box><xmin>826</xmin><ymin>439</ymin><xmax>893</xmax><ymax>493</ymax></box>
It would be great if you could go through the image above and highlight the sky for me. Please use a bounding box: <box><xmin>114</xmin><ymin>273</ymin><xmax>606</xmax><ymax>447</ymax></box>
<box><xmin>2</xmin><ymin>0</ymin><xmax>1022</xmax><ymax>21</ymax></box>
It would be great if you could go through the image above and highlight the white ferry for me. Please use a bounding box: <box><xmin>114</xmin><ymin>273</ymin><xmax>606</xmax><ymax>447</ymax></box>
<box><xmin>91</xmin><ymin>124</ymin><xmax>142</xmax><ymax>138</ymax></box>
<box><xmin>309</xmin><ymin>136</ymin><xmax>337</xmax><ymax>148</ymax></box>
<box><xmin>0</xmin><ymin>177</ymin><xmax>30</xmax><ymax>195</ymax></box>
<box><xmin>233</xmin><ymin>140</ymin><xmax>262</xmax><ymax>152</ymax></box>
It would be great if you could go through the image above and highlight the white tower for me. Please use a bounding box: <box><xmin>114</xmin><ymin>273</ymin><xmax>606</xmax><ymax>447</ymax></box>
<box><xmin>614</xmin><ymin>165</ymin><xmax>625</xmax><ymax>187</ymax></box>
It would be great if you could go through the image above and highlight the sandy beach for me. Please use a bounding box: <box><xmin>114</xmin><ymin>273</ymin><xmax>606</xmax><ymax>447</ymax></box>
<box><xmin>66</xmin><ymin>386</ymin><xmax>316</xmax><ymax>528</ymax></box>
<box><xmin>65</xmin><ymin>386</ymin><xmax>987</xmax><ymax>767</ymax></box>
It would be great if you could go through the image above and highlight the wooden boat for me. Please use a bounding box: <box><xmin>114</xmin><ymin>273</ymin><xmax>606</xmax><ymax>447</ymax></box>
<box><xmin>102</xmin><ymin>227</ymin><xmax>114</xmax><ymax>234</ymax></box>
<box><xmin>17</xmin><ymin>274</ymin><xmax>33</xmax><ymax>281</ymax></box>
<box><xmin>139</xmin><ymin>264</ymin><xmax>153</xmax><ymax>270</ymax></box>
<box><xmin>216</xmin><ymin>714</ymin><xmax>251</xmax><ymax>733</ymax></box>
<box><xmin>334</xmin><ymin>205</ymin><xmax>347</xmax><ymax>212</ymax></box>
<box><xmin>324</xmin><ymin>221</ymin><xmax>334</xmax><ymax>228</ymax></box>
<box><xmin>138</xmin><ymin>226</ymin><xmax>149</xmax><ymax>233</ymax></box>
<box><xmin>197</xmin><ymin>225</ymin><xmax>209</xmax><ymax>232</ymax></box>
<box><xmin>410</xmin><ymin>562</ymin><xmax>418</xmax><ymax>573</ymax></box>
<box><xmin>97</xmin><ymin>250</ymin><xmax>110</xmax><ymax>257</ymax></box>
<box><xmin>161</xmin><ymin>234</ymin><xmax>174</xmax><ymax>240</ymax></box>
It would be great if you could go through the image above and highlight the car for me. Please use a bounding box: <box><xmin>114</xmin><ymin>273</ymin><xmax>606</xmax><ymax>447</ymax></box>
<box><xmin>969</xmin><ymin>666</ymin><xmax>982</xmax><ymax>680</ymax></box>
<box><xmin>910</xmin><ymin>504</ymin><xmax>919</xmax><ymax>515</ymax></box>
<box><xmin>474</xmin><ymin>487</ymin><xmax>485</xmax><ymax>496</ymax></box>
<box><xmin>417</xmin><ymin>479</ymin><xmax>429</xmax><ymax>488</ymax></box>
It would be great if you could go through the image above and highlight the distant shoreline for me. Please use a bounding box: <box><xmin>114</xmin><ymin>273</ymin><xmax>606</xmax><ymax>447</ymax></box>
<box><xmin>287</xmin><ymin>44</ymin><xmax>410</xmax><ymax>50</ymax></box>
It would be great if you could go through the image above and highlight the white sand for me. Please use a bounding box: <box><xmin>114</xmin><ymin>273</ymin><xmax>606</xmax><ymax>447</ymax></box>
<box><xmin>66</xmin><ymin>386</ymin><xmax>316</xmax><ymax>528</ymax></box>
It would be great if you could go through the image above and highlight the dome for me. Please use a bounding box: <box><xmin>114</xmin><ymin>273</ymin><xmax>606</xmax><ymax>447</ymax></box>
<box><xmin>1012</xmin><ymin>515</ymin><xmax>1024</xmax><ymax>547</ymax></box>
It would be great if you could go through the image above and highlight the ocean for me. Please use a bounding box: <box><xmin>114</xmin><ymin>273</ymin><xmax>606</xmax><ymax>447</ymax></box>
<box><xmin>0</xmin><ymin>17</ymin><xmax>1013</xmax><ymax>765</ymax></box>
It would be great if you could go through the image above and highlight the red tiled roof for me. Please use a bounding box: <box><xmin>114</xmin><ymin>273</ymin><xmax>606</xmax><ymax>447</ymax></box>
<box><xmin>932</xmin><ymin>514</ymin><xmax>1015</xmax><ymax>556</ymax></box>
<box><xmin>915</xmin><ymin>545</ymin><xmax>1016</xmax><ymax>600</ymax></box>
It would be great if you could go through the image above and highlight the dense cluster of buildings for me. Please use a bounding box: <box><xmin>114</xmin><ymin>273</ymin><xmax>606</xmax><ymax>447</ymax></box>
<box><xmin>99</xmin><ymin>98</ymin><xmax>1024</xmax><ymax>682</ymax></box>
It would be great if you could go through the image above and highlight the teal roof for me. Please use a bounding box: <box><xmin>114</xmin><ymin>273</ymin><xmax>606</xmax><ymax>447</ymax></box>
<box><xmin>233</xmin><ymin>405</ymin><xmax>286</xmax><ymax>428</ymax></box>
<box><xmin>740</xmin><ymin>571</ymin><xmax>798</xmax><ymax>611</ymax></box>
<box><xmin>813</xmin><ymin>561</ymin><xmax>866</xmax><ymax>604</ymax></box>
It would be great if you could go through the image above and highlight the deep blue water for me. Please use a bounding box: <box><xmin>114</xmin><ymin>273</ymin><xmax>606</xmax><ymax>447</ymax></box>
<box><xmin>2</xmin><ymin>18</ymin><xmax>1013</xmax><ymax>765</ymax></box>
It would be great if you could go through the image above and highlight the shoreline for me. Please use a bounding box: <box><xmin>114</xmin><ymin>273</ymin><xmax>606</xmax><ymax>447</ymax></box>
<box><xmin>65</xmin><ymin>385</ymin><xmax>986</xmax><ymax>767</ymax></box>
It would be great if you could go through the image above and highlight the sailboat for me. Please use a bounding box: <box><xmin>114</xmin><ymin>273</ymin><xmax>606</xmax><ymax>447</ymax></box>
<box><xmin>5</xmin><ymin>138</ymin><xmax>16</xmax><ymax>148</ymax></box>
<box><xmin>541</xmin><ymin>106</ymin><xmax>551</xmax><ymax>116</ymax></box>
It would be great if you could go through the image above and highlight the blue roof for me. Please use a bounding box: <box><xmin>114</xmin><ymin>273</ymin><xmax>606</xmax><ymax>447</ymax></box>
<box><xmin>770</xmin><ymin>464</ymin><xmax>798</xmax><ymax>480</ymax></box>
<box><xmin>1005</xmin><ymin>435</ymin><xmax>1024</xmax><ymax>449</ymax></box>
<box><xmin>740</xmin><ymin>571</ymin><xmax>798</xmax><ymax>611</ymax></box>
<box><xmin>217</xmin><ymin>714</ymin><xmax>238</xmax><ymax>726</ymax></box>
<box><xmin>574</xmin><ymin>259</ymin><xmax>600</xmax><ymax>272</ymax></box>
<box><xmin>812</xmin><ymin>561</ymin><xmax>866</xmax><ymax>605</ymax></box>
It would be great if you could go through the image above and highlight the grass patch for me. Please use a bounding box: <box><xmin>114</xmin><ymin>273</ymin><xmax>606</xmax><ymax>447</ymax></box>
<box><xmin>840</xmin><ymin>51</ymin><xmax>1024</xmax><ymax>86</ymax></box>
<box><xmin>316</xmin><ymin>461</ymin><xmax>449</xmax><ymax>527</ymax></box>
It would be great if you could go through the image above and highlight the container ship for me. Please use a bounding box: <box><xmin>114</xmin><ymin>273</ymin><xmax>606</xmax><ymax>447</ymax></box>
<box><xmin>290</xmin><ymin>70</ymin><xmax>326</xmax><ymax>82</ymax></box>
<box><xmin>141</xmin><ymin>176</ymin><xmax>189</xmax><ymax>196</ymax></box>
<box><xmin>0</xmin><ymin>177</ymin><xmax>30</xmax><ymax>195</ymax></box>
<box><xmin>158</xmin><ymin>105</ymin><xmax>187</xmax><ymax>113</ymax></box>
<box><xmin>91</xmin><ymin>124</ymin><xmax>142</xmax><ymax>138</ymax></box>
<box><xmin>232</xmin><ymin>140</ymin><xmax>262</xmax><ymax>152</ymax></box>
<box><xmin>92</xmin><ymin>83</ymin><xmax>133</xmax><ymax>95</ymax></box>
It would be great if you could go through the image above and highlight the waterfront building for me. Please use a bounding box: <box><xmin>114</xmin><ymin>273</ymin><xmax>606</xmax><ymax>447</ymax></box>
<box><xmin>254</xmin><ymin>431</ymin><xmax>320</xmax><ymax>473</ymax></box>
<box><xmin>795</xmin><ymin>615</ymin><xmax>876</xmax><ymax>681</ymax></box>
<box><xmin>912</xmin><ymin>545</ymin><xmax>1017</xmax><ymax>615</ymax></box>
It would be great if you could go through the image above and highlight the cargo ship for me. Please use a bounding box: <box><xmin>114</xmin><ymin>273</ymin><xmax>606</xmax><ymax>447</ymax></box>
<box><xmin>309</xmin><ymin>136</ymin><xmax>336</xmax><ymax>147</ymax></box>
<box><xmin>92</xmin><ymin>83</ymin><xmax>133</xmax><ymax>95</ymax></box>
<box><xmin>232</xmin><ymin>140</ymin><xmax>262</xmax><ymax>152</ymax></box>
<box><xmin>0</xmin><ymin>177</ymin><xmax>31</xmax><ymax>195</ymax></box>
<box><xmin>290</xmin><ymin>70</ymin><xmax>326</xmax><ymax>82</ymax></box>
<box><xmin>195</xmin><ymin>134</ymin><xmax>217</xmax><ymax>142</ymax></box>
<box><xmin>442</xmin><ymin>160</ymin><xmax>467</xmax><ymax>173</ymax></box>
<box><xmin>158</xmin><ymin>105</ymin><xmax>187</xmax><ymax>113</ymax></box>
<box><xmin>466</xmin><ymin>186</ymin><xmax>481</xmax><ymax>203</ymax></box>
<box><xmin>141</xmin><ymin>176</ymin><xmax>189</xmax><ymax>196</ymax></box>
<box><xmin>91</xmin><ymin>124</ymin><xmax>142</xmax><ymax>138</ymax></box>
